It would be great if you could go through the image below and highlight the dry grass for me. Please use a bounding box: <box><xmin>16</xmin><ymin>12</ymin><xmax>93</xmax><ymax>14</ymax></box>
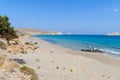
<box><xmin>2</xmin><ymin>61</ymin><xmax>19</xmax><ymax>71</ymax></box>
<box><xmin>25</xmin><ymin>42</ymin><xmax>32</xmax><ymax>45</ymax></box>
<box><xmin>0</xmin><ymin>41</ymin><xmax>6</xmax><ymax>49</ymax></box>
<box><xmin>0</xmin><ymin>55</ymin><xmax>19</xmax><ymax>71</ymax></box>
<box><xmin>56</xmin><ymin>66</ymin><xmax>59</xmax><ymax>69</ymax></box>
<box><xmin>49</xmin><ymin>51</ymin><xmax>54</xmax><ymax>53</ymax></box>
<box><xmin>34</xmin><ymin>42</ymin><xmax>38</xmax><ymax>44</ymax></box>
<box><xmin>20</xmin><ymin>66</ymin><xmax>37</xmax><ymax>80</ymax></box>
<box><xmin>0</xmin><ymin>55</ymin><xmax>6</xmax><ymax>66</ymax></box>
<box><xmin>0</xmin><ymin>41</ymin><xmax>5</xmax><ymax>46</ymax></box>
<box><xmin>35</xmin><ymin>59</ymin><xmax>40</xmax><ymax>62</ymax></box>
<box><xmin>37</xmin><ymin>66</ymin><xmax>40</xmax><ymax>69</ymax></box>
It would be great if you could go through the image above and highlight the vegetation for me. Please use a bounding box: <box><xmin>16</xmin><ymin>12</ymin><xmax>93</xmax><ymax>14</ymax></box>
<box><xmin>0</xmin><ymin>41</ymin><xmax>6</xmax><ymax>50</ymax></box>
<box><xmin>0</xmin><ymin>41</ymin><xmax>5</xmax><ymax>47</ymax></box>
<box><xmin>25</xmin><ymin>42</ymin><xmax>31</xmax><ymax>45</ymax></box>
<box><xmin>70</xmin><ymin>69</ymin><xmax>73</xmax><ymax>72</ymax></box>
<box><xmin>49</xmin><ymin>51</ymin><xmax>54</xmax><ymax>53</ymax></box>
<box><xmin>20</xmin><ymin>66</ymin><xmax>37</xmax><ymax>80</ymax></box>
<box><xmin>56</xmin><ymin>66</ymin><xmax>59</xmax><ymax>69</ymax></box>
<box><xmin>35</xmin><ymin>59</ymin><xmax>40</xmax><ymax>62</ymax></box>
<box><xmin>0</xmin><ymin>55</ymin><xmax>5</xmax><ymax>66</ymax></box>
<box><xmin>20</xmin><ymin>50</ymin><xmax>27</xmax><ymax>54</ymax></box>
<box><xmin>37</xmin><ymin>66</ymin><xmax>40</xmax><ymax>69</ymax></box>
<box><xmin>0</xmin><ymin>16</ymin><xmax>18</xmax><ymax>45</ymax></box>
<box><xmin>34</xmin><ymin>42</ymin><xmax>38</xmax><ymax>44</ymax></box>
<box><xmin>33</xmin><ymin>47</ymin><xmax>39</xmax><ymax>50</ymax></box>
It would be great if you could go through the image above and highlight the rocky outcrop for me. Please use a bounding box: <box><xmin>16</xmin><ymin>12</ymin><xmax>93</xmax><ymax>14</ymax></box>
<box><xmin>81</xmin><ymin>49</ymin><xmax>104</xmax><ymax>53</ymax></box>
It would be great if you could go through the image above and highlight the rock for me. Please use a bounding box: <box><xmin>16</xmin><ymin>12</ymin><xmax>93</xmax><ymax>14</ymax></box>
<box><xmin>81</xmin><ymin>49</ymin><xmax>104</xmax><ymax>53</ymax></box>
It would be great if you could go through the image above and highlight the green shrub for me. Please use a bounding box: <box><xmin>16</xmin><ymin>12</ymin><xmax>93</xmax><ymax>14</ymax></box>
<box><xmin>34</xmin><ymin>42</ymin><xmax>38</xmax><ymax>44</ymax></box>
<box><xmin>0</xmin><ymin>41</ymin><xmax>5</xmax><ymax>47</ymax></box>
<box><xmin>35</xmin><ymin>59</ymin><xmax>40</xmax><ymax>62</ymax></box>
<box><xmin>56</xmin><ymin>66</ymin><xmax>59</xmax><ymax>69</ymax></box>
<box><xmin>0</xmin><ymin>16</ymin><xmax>18</xmax><ymax>45</ymax></box>
<box><xmin>25</xmin><ymin>42</ymin><xmax>31</xmax><ymax>45</ymax></box>
<box><xmin>33</xmin><ymin>47</ymin><xmax>39</xmax><ymax>50</ymax></box>
<box><xmin>70</xmin><ymin>69</ymin><xmax>73</xmax><ymax>72</ymax></box>
<box><xmin>37</xmin><ymin>66</ymin><xmax>40</xmax><ymax>69</ymax></box>
<box><xmin>49</xmin><ymin>51</ymin><xmax>53</xmax><ymax>53</ymax></box>
<box><xmin>21</xmin><ymin>50</ymin><xmax>27</xmax><ymax>54</ymax></box>
<box><xmin>20</xmin><ymin>66</ymin><xmax>37</xmax><ymax>80</ymax></box>
<box><xmin>0</xmin><ymin>41</ymin><xmax>6</xmax><ymax>50</ymax></box>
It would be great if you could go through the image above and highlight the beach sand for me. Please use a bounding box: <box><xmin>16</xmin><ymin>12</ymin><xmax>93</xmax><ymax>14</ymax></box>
<box><xmin>1</xmin><ymin>36</ymin><xmax>120</xmax><ymax>80</ymax></box>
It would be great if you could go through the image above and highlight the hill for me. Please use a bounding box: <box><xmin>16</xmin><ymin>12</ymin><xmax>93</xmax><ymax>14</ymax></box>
<box><xmin>16</xmin><ymin>28</ymin><xmax>62</xmax><ymax>35</ymax></box>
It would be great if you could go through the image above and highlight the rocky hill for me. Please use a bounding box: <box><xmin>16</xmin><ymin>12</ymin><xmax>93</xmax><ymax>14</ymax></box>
<box><xmin>16</xmin><ymin>28</ymin><xmax>62</xmax><ymax>35</ymax></box>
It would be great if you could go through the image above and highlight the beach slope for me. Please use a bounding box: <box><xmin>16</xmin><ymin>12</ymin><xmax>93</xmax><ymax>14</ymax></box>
<box><xmin>1</xmin><ymin>35</ymin><xmax>119</xmax><ymax>80</ymax></box>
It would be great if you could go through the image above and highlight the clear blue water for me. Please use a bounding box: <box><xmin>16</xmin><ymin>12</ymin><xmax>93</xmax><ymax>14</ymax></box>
<box><xmin>34</xmin><ymin>35</ymin><xmax>120</xmax><ymax>57</ymax></box>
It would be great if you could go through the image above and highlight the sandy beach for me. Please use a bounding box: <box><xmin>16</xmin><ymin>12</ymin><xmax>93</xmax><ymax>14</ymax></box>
<box><xmin>1</xmin><ymin>0</ymin><xmax>120</xmax><ymax>80</ymax></box>
<box><xmin>0</xmin><ymin>35</ymin><xmax>120</xmax><ymax>80</ymax></box>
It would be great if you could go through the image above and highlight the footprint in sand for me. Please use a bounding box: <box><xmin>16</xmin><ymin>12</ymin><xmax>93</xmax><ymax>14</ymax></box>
<box><xmin>69</xmin><ymin>65</ymin><xmax>77</xmax><ymax>73</ymax></box>
<box><xmin>80</xmin><ymin>65</ymin><xmax>87</xmax><ymax>72</ymax></box>
<box><xmin>89</xmin><ymin>74</ymin><xmax>96</xmax><ymax>80</ymax></box>
<box><xmin>89</xmin><ymin>73</ymin><xmax>103</xmax><ymax>80</ymax></box>
<box><xmin>50</xmin><ymin>60</ymin><xmax>55</xmax><ymax>63</ymax></box>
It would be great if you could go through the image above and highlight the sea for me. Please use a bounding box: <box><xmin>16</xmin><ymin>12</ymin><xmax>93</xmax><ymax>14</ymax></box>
<box><xmin>34</xmin><ymin>35</ymin><xmax>120</xmax><ymax>57</ymax></box>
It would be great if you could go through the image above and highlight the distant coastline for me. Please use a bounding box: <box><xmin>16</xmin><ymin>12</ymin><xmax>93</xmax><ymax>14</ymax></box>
<box><xmin>16</xmin><ymin>28</ymin><xmax>63</xmax><ymax>35</ymax></box>
<box><xmin>107</xmin><ymin>32</ymin><xmax>120</xmax><ymax>36</ymax></box>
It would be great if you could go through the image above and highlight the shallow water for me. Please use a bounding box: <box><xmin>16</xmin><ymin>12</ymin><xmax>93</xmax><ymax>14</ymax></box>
<box><xmin>34</xmin><ymin>35</ymin><xmax>120</xmax><ymax>57</ymax></box>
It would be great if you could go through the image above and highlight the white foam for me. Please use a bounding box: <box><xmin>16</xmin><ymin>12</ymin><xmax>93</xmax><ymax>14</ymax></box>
<box><xmin>104</xmin><ymin>49</ymin><xmax>120</xmax><ymax>54</ymax></box>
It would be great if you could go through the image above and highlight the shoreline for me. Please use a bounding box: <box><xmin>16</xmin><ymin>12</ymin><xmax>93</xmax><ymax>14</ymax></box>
<box><xmin>29</xmin><ymin>36</ymin><xmax>120</xmax><ymax>80</ymax></box>
<box><xmin>1</xmin><ymin>35</ymin><xmax>120</xmax><ymax>80</ymax></box>
<box><xmin>33</xmin><ymin>37</ymin><xmax>120</xmax><ymax>68</ymax></box>
<box><xmin>34</xmin><ymin>35</ymin><xmax>120</xmax><ymax>57</ymax></box>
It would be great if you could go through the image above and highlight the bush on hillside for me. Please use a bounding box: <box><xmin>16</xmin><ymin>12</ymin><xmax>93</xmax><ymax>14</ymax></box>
<box><xmin>0</xmin><ymin>41</ymin><xmax>7</xmax><ymax>50</ymax></box>
<box><xmin>20</xmin><ymin>66</ymin><xmax>37</xmax><ymax>80</ymax></box>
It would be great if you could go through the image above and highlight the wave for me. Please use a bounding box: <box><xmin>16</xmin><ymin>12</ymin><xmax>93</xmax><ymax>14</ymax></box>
<box><xmin>103</xmin><ymin>49</ymin><xmax>120</xmax><ymax>55</ymax></box>
<box><xmin>94</xmin><ymin>48</ymin><xmax>120</xmax><ymax>55</ymax></box>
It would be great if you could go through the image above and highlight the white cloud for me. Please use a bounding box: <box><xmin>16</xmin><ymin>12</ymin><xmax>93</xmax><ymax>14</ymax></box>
<box><xmin>113</xmin><ymin>8</ymin><xmax>119</xmax><ymax>12</ymax></box>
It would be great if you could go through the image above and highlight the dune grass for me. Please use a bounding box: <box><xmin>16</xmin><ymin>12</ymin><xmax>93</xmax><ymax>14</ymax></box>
<box><xmin>0</xmin><ymin>41</ymin><xmax>7</xmax><ymax>50</ymax></box>
<box><xmin>20</xmin><ymin>66</ymin><xmax>37</xmax><ymax>80</ymax></box>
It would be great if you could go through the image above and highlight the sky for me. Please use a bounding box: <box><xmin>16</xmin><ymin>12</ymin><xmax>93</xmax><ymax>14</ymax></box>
<box><xmin>0</xmin><ymin>0</ymin><xmax>120</xmax><ymax>34</ymax></box>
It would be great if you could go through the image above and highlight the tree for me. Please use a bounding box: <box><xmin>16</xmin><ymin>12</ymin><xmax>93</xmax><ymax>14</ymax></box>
<box><xmin>0</xmin><ymin>16</ymin><xmax>18</xmax><ymax>45</ymax></box>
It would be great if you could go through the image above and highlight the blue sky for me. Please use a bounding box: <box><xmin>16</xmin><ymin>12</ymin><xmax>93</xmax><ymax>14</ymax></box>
<box><xmin>0</xmin><ymin>0</ymin><xmax>120</xmax><ymax>34</ymax></box>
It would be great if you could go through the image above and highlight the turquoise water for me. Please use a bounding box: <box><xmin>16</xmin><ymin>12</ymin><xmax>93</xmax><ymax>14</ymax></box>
<box><xmin>34</xmin><ymin>35</ymin><xmax>120</xmax><ymax>57</ymax></box>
